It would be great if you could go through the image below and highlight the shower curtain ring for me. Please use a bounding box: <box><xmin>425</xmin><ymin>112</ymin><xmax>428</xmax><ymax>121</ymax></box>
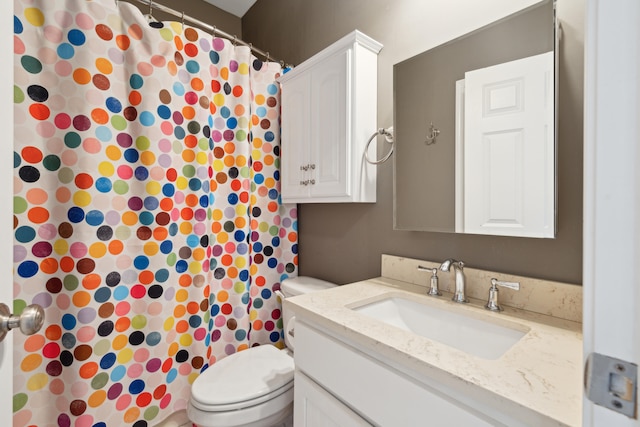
<box><xmin>266</xmin><ymin>52</ymin><xmax>271</xmax><ymax>63</ymax></box>
<box><xmin>233</xmin><ymin>35</ymin><xmax>237</xmax><ymax>46</ymax></box>
<box><xmin>181</xmin><ymin>11</ymin><xmax>185</xmax><ymax>30</ymax></box>
<box><xmin>212</xmin><ymin>25</ymin><xmax>217</xmax><ymax>37</ymax></box>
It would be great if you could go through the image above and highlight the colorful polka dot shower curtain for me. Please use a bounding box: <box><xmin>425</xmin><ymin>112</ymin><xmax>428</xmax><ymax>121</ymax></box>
<box><xmin>12</xmin><ymin>0</ymin><xmax>298</xmax><ymax>425</ymax></box>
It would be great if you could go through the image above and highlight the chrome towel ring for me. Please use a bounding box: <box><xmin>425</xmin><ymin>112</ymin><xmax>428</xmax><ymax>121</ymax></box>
<box><xmin>364</xmin><ymin>127</ymin><xmax>394</xmax><ymax>164</ymax></box>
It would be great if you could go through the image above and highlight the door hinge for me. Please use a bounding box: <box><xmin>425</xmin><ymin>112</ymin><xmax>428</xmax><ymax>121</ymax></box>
<box><xmin>585</xmin><ymin>352</ymin><xmax>637</xmax><ymax>418</ymax></box>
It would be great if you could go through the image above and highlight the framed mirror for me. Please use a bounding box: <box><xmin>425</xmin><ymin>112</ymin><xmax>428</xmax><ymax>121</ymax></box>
<box><xmin>393</xmin><ymin>0</ymin><xmax>556</xmax><ymax>238</ymax></box>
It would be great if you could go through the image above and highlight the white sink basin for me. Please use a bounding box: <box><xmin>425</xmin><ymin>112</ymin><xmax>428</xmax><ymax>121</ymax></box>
<box><xmin>352</xmin><ymin>296</ymin><xmax>528</xmax><ymax>359</ymax></box>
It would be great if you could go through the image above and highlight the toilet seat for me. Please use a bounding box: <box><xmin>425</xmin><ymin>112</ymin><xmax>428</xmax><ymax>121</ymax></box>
<box><xmin>187</xmin><ymin>389</ymin><xmax>293</xmax><ymax>427</ymax></box>
<box><xmin>191</xmin><ymin>381</ymin><xmax>293</xmax><ymax>412</ymax></box>
<box><xmin>190</xmin><ymin>345</ymin><xmax>294</xmax><ymax>412</ymax></box>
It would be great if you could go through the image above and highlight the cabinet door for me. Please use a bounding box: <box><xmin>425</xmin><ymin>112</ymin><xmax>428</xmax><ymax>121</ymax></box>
<box><xmin>281</xmin><ymin>72</ymin><xmax>312</xmax><ymax>200</ymax></box>
<box><xmin>294</xmin><ymin>371</ymin><xmax>371</xmax><ymax>427</ymax></box>
<box><xmin>310</xmin><ymin>50</ymin><xmax>350</xmax><ymax>199</ymax></box>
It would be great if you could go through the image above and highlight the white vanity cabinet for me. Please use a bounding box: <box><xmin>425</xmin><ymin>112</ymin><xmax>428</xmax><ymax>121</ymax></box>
<box><xmin>277</xmin><ymin>31</ymin><xmax>382</xmax><ymax>203</ymax></box>
<box><xmin>294</xmin><ymin>321</ymin><xmax>500</xmax><ymax>427</ymax></box>
<box><xmin>294</xmin><ymin>371</ymin><xmax>371</xmax><ymax>426</ymax></box>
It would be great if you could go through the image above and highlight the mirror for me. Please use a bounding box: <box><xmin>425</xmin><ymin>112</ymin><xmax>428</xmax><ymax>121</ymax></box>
<box><xmin>393</xmin><ymin>1</ymin><xmax>556</xmax><ymax>237</ymax></box>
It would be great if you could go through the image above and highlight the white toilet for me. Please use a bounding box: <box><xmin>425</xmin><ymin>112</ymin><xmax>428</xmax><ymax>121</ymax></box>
<box><xmin>187</xmin><ymin>276</ymin><xmax>337</xmax><ymax>427</ymax></box>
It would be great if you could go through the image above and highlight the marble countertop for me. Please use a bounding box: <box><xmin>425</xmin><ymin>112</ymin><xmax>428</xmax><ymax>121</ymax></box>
<box><xmin>286</xmin><ymin>276</ymin><xmax>583</xmax><ymax>426</ymax></box>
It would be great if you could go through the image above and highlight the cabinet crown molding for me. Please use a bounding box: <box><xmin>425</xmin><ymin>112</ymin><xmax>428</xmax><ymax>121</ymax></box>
<box><xmin>277</xmin><ymin>30</ymin><xmax>383</xmax><ymax>83</ymax></box>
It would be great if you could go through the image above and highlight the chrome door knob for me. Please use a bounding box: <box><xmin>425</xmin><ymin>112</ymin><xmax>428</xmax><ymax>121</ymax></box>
<box><xmin>0</xmin><ymin>303</ymin><xmax>45</xmax><ymax>342</ymax></box>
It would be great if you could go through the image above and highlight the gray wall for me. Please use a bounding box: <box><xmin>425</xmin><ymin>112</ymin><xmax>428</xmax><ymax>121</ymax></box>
<box><xmin>243</xmin><ymin>0</ymin><xmax>584</xmax><ymax>286</ymax></box>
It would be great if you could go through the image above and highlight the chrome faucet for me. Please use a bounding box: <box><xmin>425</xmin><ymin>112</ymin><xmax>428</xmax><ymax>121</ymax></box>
<box><xmin>440</xmin><ymin>259</ymin><xmax>468</xmax><ymax>303</ymax></box>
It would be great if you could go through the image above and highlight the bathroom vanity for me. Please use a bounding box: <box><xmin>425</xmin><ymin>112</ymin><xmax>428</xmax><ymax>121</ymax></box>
<box><xmin>285</xmin><ymin>255</ymin><xmax>582</xmax><ymax>426</ymax></box>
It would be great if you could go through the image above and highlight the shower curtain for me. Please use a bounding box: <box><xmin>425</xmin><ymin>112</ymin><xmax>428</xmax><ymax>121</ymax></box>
<box><xmin>12</xmin><ymin>0</ymin><xmax>297</xmax><ymax>425</ymax></box>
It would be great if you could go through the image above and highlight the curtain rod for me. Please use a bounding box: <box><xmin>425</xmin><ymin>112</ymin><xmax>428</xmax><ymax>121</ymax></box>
<box><xmin>122</xmin><ymin>0</ymin><xmax>290</xmax><ymax>67</ymax></box>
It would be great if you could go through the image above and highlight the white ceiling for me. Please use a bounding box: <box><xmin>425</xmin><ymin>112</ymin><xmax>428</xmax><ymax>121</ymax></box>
<box><xmin>201</xmin><ymin>0</ymin><xmax>257</xmax><ymax>17</ymax></box>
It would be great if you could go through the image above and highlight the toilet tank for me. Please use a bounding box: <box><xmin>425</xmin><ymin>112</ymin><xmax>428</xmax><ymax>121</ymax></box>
<box><xmin>280</xmin><ymin>276</ymin><xmax>337</xmax><ymax>350</ymax></box>
<box><xmin>281</xmin><ymin>276</ymin><xmax>337</xmax><ymax>297</ymax></box>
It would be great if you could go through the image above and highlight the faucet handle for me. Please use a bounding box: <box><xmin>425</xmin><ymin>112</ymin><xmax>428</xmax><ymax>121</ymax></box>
<box><xmin>417</xmin><ymin>266</ymin><xmax>442</xmax><ymax>296</ymax></box>
<box><xmin>485</xmin><ymin>278</ymin><xmax>520</xmax><ymax>311</ymax></box>
<box><xmin>490</xmin><ymin>278</ymin><xmax>520</xmax><ymax>291</ymax></box>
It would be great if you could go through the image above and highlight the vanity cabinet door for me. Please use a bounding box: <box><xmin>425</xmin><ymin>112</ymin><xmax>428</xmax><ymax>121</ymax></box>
<box><xmin>294</xmin><ymin>370</ymin><xmax>371</xmax><ymax>427</ymax></box>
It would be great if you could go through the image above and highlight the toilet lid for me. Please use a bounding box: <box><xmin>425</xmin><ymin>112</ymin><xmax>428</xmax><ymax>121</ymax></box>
<box><xmin>191</xmin><ymin>345</ymin><xmax>294</xmax><ymax>410</ymax></box>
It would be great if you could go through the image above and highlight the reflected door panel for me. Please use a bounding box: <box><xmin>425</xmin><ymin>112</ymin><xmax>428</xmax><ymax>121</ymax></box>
<box><xmin>460</xmin><ymin>52</ymin><xmax>554</xmax><ymax>237</ymax></box>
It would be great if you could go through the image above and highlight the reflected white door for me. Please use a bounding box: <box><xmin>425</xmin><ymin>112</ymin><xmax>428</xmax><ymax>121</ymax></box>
<box><xmin>462</xmin><ymin>51</ymin><xmax>554</xmax><ymax>238</ymax></box>
<box><xmin>0</xmin><ymin>0</ymin><xmax>14</xmax><ymax>421</ymax></box>
<box><xmin>583</xmin><ymin>0</ymin><xmax>640</xmax><ymax>425</ymax></box>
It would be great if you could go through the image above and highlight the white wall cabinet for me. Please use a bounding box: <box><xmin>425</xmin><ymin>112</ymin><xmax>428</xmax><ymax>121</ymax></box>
<box><xmin>277</xmin><ymin>31</ymin><xmax>382</xmax><ymax>203</ymax></box>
